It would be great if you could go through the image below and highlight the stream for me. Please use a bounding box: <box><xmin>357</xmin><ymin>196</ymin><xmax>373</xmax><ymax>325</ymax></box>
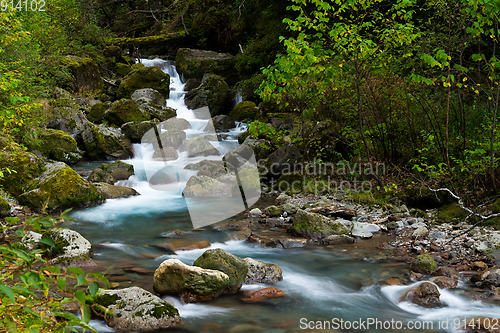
<box><xmin>67</xmin><ymin>59</ymin><xmax>500</xmax><ymax>332</ymax></box>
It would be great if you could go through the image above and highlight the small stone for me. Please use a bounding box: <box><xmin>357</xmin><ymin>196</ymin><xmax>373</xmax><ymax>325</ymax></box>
<box><xmin>249</xmin><ymin>208</ymin><xmax>262</xmax><ymax>217</ymax></box>
<box><xmin>240</xmin><ymin>287</ymin><xmax>286</xmax><ymax>303</ymax></box>
<box><xmin>470</xmin><ymin>261</ymin><xmax>488</xmax><ymax>271</ymax></box>
<box><xmin>412</xmin><ymin>226</ymin><xmax>428</xmax><ymax>237</ymax></box>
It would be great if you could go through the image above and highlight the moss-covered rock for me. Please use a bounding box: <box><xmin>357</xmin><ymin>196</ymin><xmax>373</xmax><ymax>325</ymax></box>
<box><xmin>87</xmin><ymin>102</ymin><xmax>111</xmax><ymax>124</ymax></box>
<box><xmin>398</xmin><ymin>184</ymin><xmax>449</xmax><ymax>209</ymax></box>
<box><xmin>229</xmin><ymin>101</ymin><xmax>259</xmax><ymax>121</ymax></box>
<box><xmin>0</xmin><ymin>196</ymin><xmax>11</xmax><ymax>217</ymax></box>
<box><xmin>19</xmin><ymin>162</ymin><xmax>105</xmax><ymax>210</ymax></box>
<box><xmin>193</xmin><ymin>248</ymin><xmax>248</xmax><ymax>293</ymax></box>
<box><xmin>94</xmin><ymin>287</ymin><xmax>182</xmax><ymax>331</ymax></box>
<box><xmin>88</xmin><ymin>168</ymin><xmax>115</xmax><ymax>184</ymax></box>
<box><xmin>94</xmin><ymin>183</ymin><xmax>138</xmax><ymax>199</ymax></box>
<box><xmin>121</xmin><ymin>119</ymin><xmax>160</xmax><ymax>142</ymax></box>
<box><xmin>176</xmin><ymin>48</ymin><xmax>237</xmax><ymax>85</ymax></box>
<box><xmin>184</xmin><ymin>75</ymin><xmax>232</xmax><ymax>117</ymax></box>
<box><xmin>80</xmin><ymin>122</ymin><xmax>132</xmax><ymax>160</ymax></box>
<box><xmin>105</xmin><ymin>99</ymin><xmax>150</xmax><ymax>126</ymax></box>
<box><xmin>264</xmin><ymin>205</ymin><xmax>284</xmax><ymax>217</ymax></box>
<box><xmin>43</xmin><ymin>228</ymin><xmax>93</xmax><ymax>265</ymax></box>
<box><xmin>117</xmin><ymin>66</ymin><xmax>170</xmax><ymax>99</ymax></box>
<box><xmin>27</xmin><ymin>129</ymin><xmax>82</xmax><ymax>164</ymax></box>
<box><xmin>291</xmin><ymin>209</ymin><xmax>350</xmax><ymax>239</ymax></box>
<box><xmin>100</xmin><ymin>161</ymin><xmax>134</xmax><ymax>180</ymax></box>
<box><xmin>60</xmin><ymin>56</ymin><xmax>104</xmax><ymax>93</ymax></box>
<box><xmin>153</xmin><ymin>259</ymin><xmax>230</xmax><ymax>302</ymax></box>
<box><xmin>0</xmin><ymin>134</ymin><xmax>45</xmax><ymax>196</ymax></box>
<box><xmin>115</xmin><ymin>63</ymin><xmax>133</xmax><ymax>77</ymax></box>
<box><xmin>437</xmin><ymin>202</ymin><xmax>468</xmax><ymax>224</ymax></box>
<box><xmin>412</xmin><ymin>254</ymin><xmax>438</xmax><ymax>274</ymax></box>
<box><xmin>140</xmin><ymin>103</ymin><xmax>177</xmax><ymax>121</ymax></box>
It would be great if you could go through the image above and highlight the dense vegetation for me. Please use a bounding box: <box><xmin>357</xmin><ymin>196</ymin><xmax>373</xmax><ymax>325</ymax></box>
<box><xmin>1</xmin><ymin>0</ymin><xmax>500</xmax><ymax>329</ymax></box>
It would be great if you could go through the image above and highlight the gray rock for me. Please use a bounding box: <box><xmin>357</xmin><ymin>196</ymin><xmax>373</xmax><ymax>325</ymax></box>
<box><xmin>131</xmin><ymin>88</ymin><xmax>166</xmax><ymax>106</ymax></box>
<box><xmin>161</xmin><ymin>117</ymin><xmax>192</xmax><ymax>131</ymax></box>
<box><xmin>411</xmin><ymin>222</ymin><xmax>427</xmax><ymax>229</ymax></box>
<box><xmin>46</xmin><ymin>229</ymin><xmax>93</xmax><ymax>265</ymax></box>
<box><xmin>351</xmin><ymin>222</ymin><xmax>381</xmax><ymax>239</ymax></box>
<box><xmin>321</xmin><ymin>234</ymin><xmax>356</xmax><ymax>245</ymax></box>
<box><xmin>249</xmin><ymin>208</ymin><xmax>262</xmax><ymax>217</ymax></box>
<box><xmin>94</xmin><ymin>287</ymin><xmax>182</xmax><ymax>331</ymax></box>
<box><xmin>182</xmin><ymin>175</ymin><xmax>232</xmax><ymax>197</ymax></box>
<box><xmin>429</xmin><ymin>231</ymin><xmax>446</xmax><ymax>239</ymax></box>
<box><xmin>244</xmin><ymin>257</ymin><xmax>283</xmax><ymax>284</ymax></box>
<box><xmin>180</xmin><ymin>137</ymin><xmax>220</xmax><ymax>157</ymax></box>
<box><xmin>152</xmin><ymin>147</ymin><xmax>178</xmax><ymax>161</ymax></box>
<box><xmin>94</xmin><ymin>183</ymin><xmax>139</xmax><ymax>199</ymax></box>
<box><xmin>22</xmin><ymin>231</ymin><xmax>42</xmax><ymax>250</ymax></box>
<box><xmin>412</xmin><ymin>226</ymin><xmax>429</xmax><ymax>237</ymax></box>
<box><xmin>291</xmin><ymin>209</ymin><xmax>350</xmax><ymax>239</ymax></box>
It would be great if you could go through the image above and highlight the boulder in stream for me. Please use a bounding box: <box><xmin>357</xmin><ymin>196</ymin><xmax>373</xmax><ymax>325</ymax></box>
<box><xmin>244</xmin><ymin>257</ymin><xmax>283</xmax><ymax>284</ymax></box>
<box><xmin>117</xmin><ymin>66</ymin><xmax>170</xmax><ymax>99</ymax></box>
<box><xmin>240</xmin><ymin>287</ymin><xmax>286</xmax><ymax>303</ymax></box>
<box><xmin>94</xmin><ymin>183</ymin><xmax>138</xmax><ymax>199</ymax></box>
<box><xmin>399</xmin><ymin>282</ymin><xmax>440</xmax><ymax>308</ymax></box>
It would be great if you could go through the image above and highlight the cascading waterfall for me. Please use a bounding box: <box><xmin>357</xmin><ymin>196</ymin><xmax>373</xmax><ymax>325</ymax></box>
<box><xmin>69</xmin><ymin>59</ymin><xmax>500</xmax><ymax>333</ymax></box>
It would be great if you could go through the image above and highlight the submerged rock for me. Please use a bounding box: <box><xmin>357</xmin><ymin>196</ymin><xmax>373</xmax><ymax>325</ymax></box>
<box><xmin>244</xmin><ymin>258</ymin><xmax>283</xmax><ymax>284</ymax></box>
<box><xmin>429</xmin><ymin>276</ymin><xmax>458</xmax><ymax>289</ymax></box>
<box><xmin>94</xmin><ymin>287</ymin><xmax>182</xmax><ymax>331</ymax></box>
<box><xmin>399</xmin><ymin>282</ymin><xmax>440</xmax><ymax>308</ymax></box>
<box><xmin>240</xmin><ymin>287</ymin><xmax>286</xmax><ymax>303</ymax></box>
<box><xmin>193</xmin><ymin>248</ymin><xmax>248</xmax><ymax>293</ymax></box>
<box><xmin>153</xmin><ymin>259</ymin><xmax>230</xmax><ymax>302</ymax></box>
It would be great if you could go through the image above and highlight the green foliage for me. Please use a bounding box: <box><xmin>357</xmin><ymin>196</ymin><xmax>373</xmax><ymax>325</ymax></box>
<box><xmin>0</xmin><ymin>210</ymin><xmax>109</xmax><ymax>332</ymax></box>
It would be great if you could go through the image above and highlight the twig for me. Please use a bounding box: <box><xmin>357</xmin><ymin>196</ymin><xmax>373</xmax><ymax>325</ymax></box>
<box><xmin>181</xmin><ymin>14</ymin><xmax>189</xmax><ymax>35</ymax></box>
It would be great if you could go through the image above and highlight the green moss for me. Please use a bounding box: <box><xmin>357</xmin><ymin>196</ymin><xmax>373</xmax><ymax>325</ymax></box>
<box><xmin>117</xmin><ymin>66</ymin><xmax>170</xmax><ymax>99</ymax></box>
<box><xmin>176</xmin><ymin>48</ymin><xmax>237</xmax><ymax>84</ymax></box>
<box><xmin>150</xmin><ymin>303</ymin><xmax>179</xmax><ymax>319</ymax></box>
<box><xmin>106</xmin><ymin>99</ymin><xmax>149</xmax><ymax>126</ymax></box>
<box><xmin>416</xmin><ymin>254</ymin><xmax>437</xmax><ymax>273</ymax></box>
<box><xmin>229</xmin><ymin>101</ymin><xmax>258</xmax><ymax>121</ymax></box>
<box><xmin>94</xmin><ymin>293</ymin><xmax>121</xmax><ymax>308</ymax></box>
<box><xmin>264</xmin><ymin>205</ymin><xmax>283</xmax><ymax>217</ymax></box>
<box><xmin>88</xmin><ymin>102</ymin><xmax>111</xmax><ymax>124</ymax></box>
<box><xmin>60</xmin><ymin>56</ymin><xmax>104</xmax><ymax>93</ymax></box>
<box><xmin>292</xmin><ymin>209</ymin><xmax>349</xmax><ymax>237</ymax></box>
<box><xmin>0</xmin><ymin>196</ymin><xmax>10</xmax><ymax>216</ymax></box>
<box><xmin>115</xmin><ymin>63</ymin><xmax>132</xmax><ymax>77</ymax></box>
<box><xmin>437</xmin><ymin>202</ymin><xmax>468</xmax><ymax>224</ymax></box>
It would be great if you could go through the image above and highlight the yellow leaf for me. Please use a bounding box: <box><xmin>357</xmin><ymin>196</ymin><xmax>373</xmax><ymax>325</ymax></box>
<box><xmin>463</xmin><ymin>77</ymin><xmax>467</xmax><ymax>82</ymax></box>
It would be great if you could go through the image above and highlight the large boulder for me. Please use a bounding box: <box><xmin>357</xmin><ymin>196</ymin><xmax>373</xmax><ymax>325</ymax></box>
<box><xmin>244</xmin><ymin>258</ymin><xmax>283</xmax><ymax>284</ymax></box>
<box><xmin>100</xmin><ymin>161</ymin><xmax>134</xmax><ymax>180</ymax></box>
<box><xmin>0</xmin><ymin>135</ymin><xmax>45</xmax><ymax>196</ymax></box>
<box><xmin>184</xmin><ymin>75</ymin><xmax>232</xmax><ymax>117</ymax></box>
<box><xmin>291</xmin><ymin>209</ymin><xmax>350</xmax><ymax>239</ymax></box>
<box><xmin>182</xmin><ymin>175</ymin><xmax>232</xmax><ymax>197</ymax></box>
<box><xmin>121</xmin><ymin>119</ymin><xmax>160</xmax><ymax>142</ymax></box>
<box><xmin>87</xmin><ymin>102</ymin><xmax>111</xmax><ymax>124</ymax></box>
<box><xmin>93</xmin><ymin>287</ymin><xmax>182</xmax><ymax>331</ymax></box>
<box><xmin>205</xmin><ymin>115</ymin><xmax>236</xmax><ymax>132</ymax></box>
<box><xmin>159</xmin><ymin>128</ymin><xmax>186</xmax><ymax>149</ymax></box>
<box><xmin>399</xmin><ymin>282</ymin><xmax>440</xmax><ymax>308</ymax></box>
<box><xmin>229</xmin><ymin>101</ymin><xmax>259</xmax><ymax>121</ymax></box>
<box><xmin>60</xmin><ymin>56</ymin><xmax>104</xmax><ymax>93</ymax></box>
<box><xmin>105</xmin><ymin>99</ymin><xmax>150</xmax><ymax>126</ymax></box>
<box><xmin>162</xmin><ymin>118</ymin><xmax>192</xmax><ymax>131</ymax></box>
<box><xmin>94</xmin><ymin>183</ymin><xmax>138</xmax><ymax>199</ymax></box>
<box><xmin>193</xmin><ymin>248</ymin><xmax>248</xmax><ymax>293</ymax></box>
<box><xmin>176</xmin><ymin>48</ymin><xmax>237</xmax><ymax>85</ymax></box>
<box><xmin>139</xmin><ymin>103</ymin><xmax>176</xmax><ymax>121</ymax></box>
<box><xmin>80</xmin><ymin>122</ymin><xmax>132</xmax><ymax>160</ymax></box>
<box><xmin>28</xmin><ymin>129</ymin><xmax>82</xmax><ymax>164</ymax></box>
<box><xmin>131</xmin><ymin>88</ymin><xmax>166</xmax><ymax>106</ymax></box>
<box><xmin>152</xmin><ymin>147</ymin><xmax>178</xmax><ymax>161</ymax></box>
<box><xmin>117</xmin><ymin>66</ymin><xmax>170</xmax><ymax>99</ymax></box>
<box><xmin>44</xmin><ymin>228</ymin><xmax>93</xmax><ymax>266</ymax></box>
<box><xmin>180</xmin><ymin>137</ymin><xmax>220</xmax><ymax>157</ymax></box>
<box><xmin>153</xmin><ymin>259</ymin><xmax>230</xmax><ymax>302</ymax></box>
<box><xmin>18</xmin><ymin>162</ymin><xmax>105</xmax><ymax>210</ymax></box>
<box><xmin>88</xmin><ymin>168</ymin><xmax>115</xmax><ymax>184</ymax></box>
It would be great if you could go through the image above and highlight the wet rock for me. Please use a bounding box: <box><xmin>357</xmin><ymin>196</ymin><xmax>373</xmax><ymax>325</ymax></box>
<box><xmin>94</xmin><ymin>183</ymin><xmax>138</xmax><ymax>199</ymax></box>
<box><xmin>264</xmin><ymin>205</ymin><xmax>284</xmax><ymax>217</ymax></box>
<box><xmin>161</xmin><ymin>118</ymin><xmax>192</xmax><ymax>131</ymax></box>
<box><xmin>180</xmin><ymin>137</ymin><xmax>220</xmax><ymax>157</ymax></box>
<box><xmin>184</xmin><ymin>159</ymin><xmax>223</xmax><ymax>171</ymax></box>
<box><xmin>131</xmin><ymin>88</ymin><xmax>166</xmax><ymax>106</ymax></box>
<box><xmin>225</xmin><ymin>228</ymin><xmax>252</xmax><ymax>241</ymax></box>
<box><xmin>240</xmin><ymin>287</ymin><xmax>286</xmax><ymax>303</ymax></box>
<box><xmin>105</xmin><ymin>99</ymin><xmax>150</xmax><ymax>126</ymax></box>
<box><xmin>471</xmin><ymin>261</ymin><xmax>489</xmax><ymax>271</ymax></box>
<box><xmin>94</xmin><ymin>287</ymin><xmax>182</xmax><ymax>331</ymax></box>
<box><xmin>248</xmin><ymin>234</ymin><xmax>307</xmax><ymax>248</ymax></box>
<box><xmin>435</xmin><ymin>266</ymin><xmax>461</xmax><ymax>280</ymax></box>
<box><xmin>470</xmin><ymin>270</ymin><xmax>490</xmax><ymax>283</ymax></box>
<box><xmin>478</xmin><ymin>269</ymin><xmax>500</xmax><ymax>288</ymax></box>
<box><xmin>197</xmin><ymin>162</ymin><xmax>231</xmax><ymax>179</ymax></box>
<box><xmin>381</xmin><ymin>277</ymin><xmax>401</xmax><ymax>286</ymax></box>
<box><xmin>244</xmin><ymin>258</ymin><xmax>283</xmax><ymax>284</ymax></box>
<box><xmin>160</xmin><ymin>238</ymin><xmax>211</xmax><ymax>252</ymax></box>
<box><xmin>176</xmin><ymin>48</ymin><xmax>236</xmax><ymax>85</ymax></box>
<box><xmin>321</xmin><ymin>234</ymin><xmax>356</xmax><ymax>245</ymax></box>
<box><xmin>88</xmin><ymin>168</ymin><xmax>116</xmax><ymax>184</ymax></box>
<box><xmin>153</xmin><ymin>259</ymin><xmax>230</xmax><ymax>302</ymax></box>
<box><xmin>100</xmin><ymin>161</ymin><xmax>135</xmax><ymax>180</ymax></box>
<box><xmin>121</xmin><ymin>120</ymin><xmax>160</xmax><ymax>142</ymax></box>
<box><xmin>184</xmin><ymin>75</ymin><xmax>232</xmax><ymax>117</ymax></box>
<box><xmin>152</xmin><ymin>147</ymin><xmax>178</xmax><ymax>161</ymax></box>
<box><xmin>229</xmin><ymin>101</ymin><xmax>258</xmax><ymax>121</ymax></box>
<box><xmin>430</xmin><ymin>276</ymin><xmax>458</xmax><ymax>289</ymax></box>
<box><xmin>291</xmin><ymin>209</ymin><xmax>349</xmax><ymax>240</ymax></box>
<box><xmin>184</xmin><ymin>78</ymin><xmax>201</xmax><ymax>92</ymax></box>
<box><xmin>411</xmin><ymin>254</ymin><xmax>438</xmax><ymax>274</ymax></box>
<box><xmin>206</xmin><ymin>115</ymin><xmax>236</xmax><ymax>132</ymax></box>
<box><xmin>399</xmin><ymin>282</ymin><xmax>440</xmax><ymax>308</ymax></box>
<box><xmin>157</xmin><ymin>128</ymin><xmax>186</xmax><ymax>149</ymax></box>
<box><xmin>193</xmin><ymin>248</ymin><xmax>248</xmax><ymax>293</ymax></box>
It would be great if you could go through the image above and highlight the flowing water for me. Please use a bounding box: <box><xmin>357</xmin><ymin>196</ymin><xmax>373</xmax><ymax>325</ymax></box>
<box><xmin>68</xmin><ymin>59</ymin><xmax>500</xmax><ymax>332</ymax></box>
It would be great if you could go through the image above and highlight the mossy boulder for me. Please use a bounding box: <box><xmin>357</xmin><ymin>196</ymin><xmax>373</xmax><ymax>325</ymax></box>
<box><xmin>0</xmin><ymin>134</ymin><xmax>45</xmax><ymax>196</ymax></box>
<box><xmin>121</xmin><ymin>119</ymin><xmax>160</xmax><ymax>142</ymax></box>
<box><xmin>437</xmin><ymin>202</ymin><xmax>468</xmax><ymax>224</ymax></box>
<box><xmin>117</xmin><ymin>66</ymin><xmax>170</xmax><ymax>99</ymax></box>
<box><xmin>19</xmin><ymin>162</ymin><xmax>105</xmax><ymax>210</ymax></box>
<box><xmin>28</xmin><ymin>129</ymin><xmax>82</xmax><ymax>164</ymax></box>
<box><xmin>412</xmin><ymin>254</ymin><xmax>438</xmax><ymax>274</ymax></box>
<box><xmin>115</xmin><ymin>63</ymin><xmax>133</xmax><ymax>77</ymax></box>
<box><xmin>88</xmin><ymin>168</ymin><xmax>115</xmax><ymax>184</ymax></box>
<box><xmin>140</xmin><ymin>103</ymin><xmax>176</xmax><ymax>121</ymax></box>
<box><xmin>87</xmin><ymin>102</ymin><xmax>111</xmax><ymax>124</ymax></box>
<box><xmin>176</xmin><ymin>48</ymin><xmax>237</xmax><ymax>85</ymax></box>
<box><xmin>229</xmin><ymin>101</ymin><xmax>259</xmax><ymax>121</ymax></box>
<box><xmin>193</xmin><ymin>248</ymin><xmax>248</xmax><ymax>293</ymax></box>
<box><xmin>94</xmin><ymin>183</ymin><xmax>138</xmax><ymax>199</ymax></box>
<box><xmin>100</xmin><ymin>161</ymin><xmax>134</xmax><ymax>180</ymax></box>
<box><xmin>80</xmin><ymin>122</ymin><xmax>132</xmax><ymax>160</ymax></box>
<box><xmin>94</xmin><ymin>287</ymin><xmax>182</xmax><ymax>331</ymax></box>
<box><xmin>0</xmin><ymin>196</ymin><xmax>11</xmax><ymax>217</ymax></box>
<box><xmin>60</xmin><ymin>56</ymin><xmax>104</xmax><ymax>93</ymax></box>
<box><xmin>184</xmin><ymin>75</ymin><xmax>232</xmax><ymax>117</ymax></box>
<box><xmin>264</xmin><ymin>205</ymin><xmax>284</xmax><ymax>217</ymax></box>
<box><xmin>153</xmin><ymin>259</ymin><xmax>230</xmax><ymax>302</ymax></box>
<box><xmin>105</xmin><ymin>99</ymin><xmax>150</xmax><ymax>126</ymax></box>
<box><xmin>398</xmin><ymin>184</ymin><xmax>450</xmax><ymax>209</ymax></box>
<box><xmin>489</xmin><ymin>198</ymin><xmax>500</xmax><ymax>213</ymax></box>
<box><xmin>291</xmin><ymin>209</ymin><xmax>350</xmax><ymax>239</ymax></box>
<box><xmin>43</xmin><ymin>228</ymin><xmax>93</xmax><ymax>265</ymax></box>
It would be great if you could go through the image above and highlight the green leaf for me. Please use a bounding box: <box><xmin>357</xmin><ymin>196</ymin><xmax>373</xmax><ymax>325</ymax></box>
<box><xmin>88</xmin><ymin>282</ymin><xmax>99</xmax><ymax>297</ymax></box>
<box><xmin>39</xmin><ymin>236</ymin><xmax>55</xmax><ymax>247</ymax></box>
<box><xmin>74</xmin><ymin>289</ymin><xmax>86</xmax><ymax>304</ymax></box>
<box><xmin>76</xmin><ymin>273</ymin><xmax>85</xmax><ymax>287</ymax></box>
<box><xmin>68</xmin><ymin>267</ymin><xmax>84</xmax><ymax>276</ymax></box>
<box><xmin>57</xmin><ymin>277</ymin><xmax>66</xmax><ymax>291</ymax></box>
<box><xmin>0</xmin><ymin>283</ymin><xmax>16</xmax><ymax>304</ymax></box>
<box><xmin>82</xmin><ymin>304</ymin><xmax>91</xmax><ymax>324</ymax></box>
